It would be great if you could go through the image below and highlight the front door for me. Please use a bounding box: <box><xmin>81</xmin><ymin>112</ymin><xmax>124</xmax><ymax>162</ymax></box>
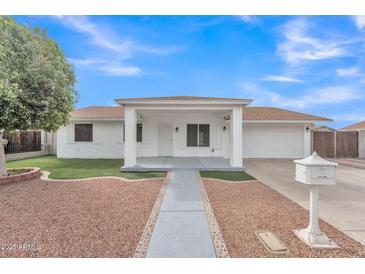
<box><xmin>158</xmin><ymin>123</ymin><xmax>173</xmax><ymax>156</ymax></box>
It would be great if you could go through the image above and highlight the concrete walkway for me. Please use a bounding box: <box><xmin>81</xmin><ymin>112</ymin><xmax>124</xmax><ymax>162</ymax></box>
<box><xmin>146</xmin><ymin>169</ymin><xmax>216</xmax><ymax>258</ymax></box>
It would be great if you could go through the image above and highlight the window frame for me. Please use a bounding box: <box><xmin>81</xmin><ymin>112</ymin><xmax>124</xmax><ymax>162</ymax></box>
<box><xmin>186</xmin><ymin>124</ymin><xmax>198</xmax><ymax>147</ymax></box>
<box><xmin>74</xmin><ymin>123</ymin><xmax>93</xmax><ymax>142</ymax></box>
<box><xmin>136</xmin><ymin>123</ymin><xmax>143</xmax><ymax>143</ymax></box>
<box><xmin>186</xmin><ymin>123</ymin><xmax>210</xmax><ymax>147</ymax></box>
<box><xmin>122</xmin><ymin>122</ymin><xmax>143</xmax><ymax>143</ymax></box>
<box><xmin>198</xmin><ymin>124</ymin><xmax>210</xmax><ymax>147</ymax></box>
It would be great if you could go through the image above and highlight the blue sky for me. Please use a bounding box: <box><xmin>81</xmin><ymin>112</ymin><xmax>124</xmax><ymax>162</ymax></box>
<box><xmin>13</xmin><ymin>15</ymin><xmax>365</xmax><ymax>129</ymax></box>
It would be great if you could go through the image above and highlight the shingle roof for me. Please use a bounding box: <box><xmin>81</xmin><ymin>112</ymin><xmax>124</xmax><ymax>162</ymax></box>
<box><xmin>71</xmin><ymin>106</ymin><xmax>331</xmax><ymax>122</ymax></box>
<box><xmin>71</xmin><ymin>106</ymin><xmax>123</xmax><ymax>120</ymax></box>
<box><xmin>341</xmin><ymin>121</ymin><xmax>365</xmax><ymax>131</ymax></box>
<box><xmin>242</xmin><ymin>107</ymin><xmax>331</xmax><ymax>121</ymax></box>
<box><xmin>311</xmin><ymin>125</ymin><xmax>337</xmax><ymax>132</ymax></box>
<box><xmin>115</xmin><ymin>95</ymin><xmax>251</xmax><ymax>103</ymax></box>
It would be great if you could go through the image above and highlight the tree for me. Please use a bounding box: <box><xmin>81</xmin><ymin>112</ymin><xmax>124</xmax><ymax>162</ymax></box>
<box><xmin>0</xmin><ymin>16</ymin><xmax>78</xmax><ymax>175</ymax></box>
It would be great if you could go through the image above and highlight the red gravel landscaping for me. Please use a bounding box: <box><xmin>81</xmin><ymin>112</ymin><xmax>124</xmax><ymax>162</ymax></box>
<box><xmin>203</xmin><ymin>179</ymin><xmax>365</xmax><ymax>258</ymax></box>
<box><xmin>0</xmin><ymin>177</ymin><xmax>163</xmax><ymax>257</ymax></box>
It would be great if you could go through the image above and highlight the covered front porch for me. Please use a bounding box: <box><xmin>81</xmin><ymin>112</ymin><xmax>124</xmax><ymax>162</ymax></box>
<box><xmin>121</xmin><ymin>156</ymin><xmax>245</xmax><ymax>171</ymax></box>
<box><xmin>116</xmin><ymin>96</ymin><xmax>251</xmax><ymax>171</ymax></box>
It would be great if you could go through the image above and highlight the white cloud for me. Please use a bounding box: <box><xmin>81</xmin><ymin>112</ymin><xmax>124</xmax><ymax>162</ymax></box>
<box><xmin>57</xmin><ymin>16</ymin><xmax>133</xmax><ymax>56</ymax></box>
<box><xmin>239</xmin><ymin>82</ymin><xmax>361</xmax><ymax>109</ymax></box>
<box><xmin>238</xmin><ymin>16</ymin><xmax>257</xmax><ymax>24</ymax></box>
<box><xmin>309</xmin><ymin>86</ymin><xmax>361</xmax><ymax>105</ymax></box>
<box><xmin>98</xmin><ymin>65</ymin><xmax>141</xmax><ymax>77</ymax></box>
<box><xmin>336</xmin><ymin>67</ymin><xmax>362</xmax><ymax>77</ymax></box>
<box><xmin>262</xmin><ymin>75</ymin><xmax>303</xmax><ymax>83</ymax></box>
<box><xmin>239</xmin><ymin>82</ymin><xmax>304</xmax><ymax>107</ymax></box>
<box><xmin>54</xmin><ymin>16</ymin><xmax>182</xmax><ymax>77</ymax></box>
<box><xmin>135</xmin><ymin>45</ymin><xmax>184</xmax><ymax>56</ymax></box>
<box><xmin>353</xmin><ymin>16</ymin><xmax>365</xmax><ymax>30</ymax></box>
<box><xmin>277</xmin><ymin>18</ymin><xmax>347</xmax><ymax>65</ymax></box>
<box><xmin>331</xmin><ymin>111</ymin><xmax>365</xmax><ymax>122</ymax></box>
<box><xmin>69</xmin><ymin>58</ymin><xmax>141</xmax><ymax>77</ymax></box>
<box><xmin>188</xmin><ymin>17</ymin><xmax>226</xmax><ymax>31</ymax></box>
<box><xmin>56</xmin><ymin>16</ymin><xmax>183</xmax><ymax>57</ymax></box>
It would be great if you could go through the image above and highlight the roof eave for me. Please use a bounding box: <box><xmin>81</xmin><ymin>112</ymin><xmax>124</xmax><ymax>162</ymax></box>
<box><xmin>243</xmin><ymin>119</ymin><xmax>332</xmax><ymax>123</ymax></box>
<box><xmin>114</xmin><ymin>99</ymin><xmax>253</xmax><ymax>106</ymax></box>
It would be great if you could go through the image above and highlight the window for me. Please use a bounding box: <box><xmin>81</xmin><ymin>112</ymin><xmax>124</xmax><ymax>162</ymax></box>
<box><xmin>187</xmin><ymin>124</ymin><xmax>198</xmax><ymax>147</ymax></box>
<box><xmin>198</xmin><ymin>124</ymin><xmax>210</xmax><ymax>147</ymax></box>
<box><xmin>75</xmin><ymin>124</ymin><xmax>93</xmax><ymax>142</ymax></box>
<box><xmin>122</xmin><ymin>123</ymin><xmax>143</xmax><ymax>142</ymax></box>
<box><xmin>137</xmin><ymin>123</ymin><xmax>142</xmax><ymax>142</ymax></box>
<box><xmin>187</xmin><ymin>124</ymin><xmax>210</xmax><ymax>147</ymax></box>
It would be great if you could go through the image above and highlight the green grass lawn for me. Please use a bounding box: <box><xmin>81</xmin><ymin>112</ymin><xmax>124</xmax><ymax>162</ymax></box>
<box><xmin>200</xmin><ymin>171</ymin><xmax>256</xmax><ymax>181</ymax></box>
<box><xmin>6</xmin><ymin>156</ymin><xmax>166</xmax><ymax>180</ymax></box>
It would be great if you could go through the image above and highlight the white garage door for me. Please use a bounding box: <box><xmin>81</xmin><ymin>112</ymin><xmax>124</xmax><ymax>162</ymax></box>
<box><xmin>243</xmin><ymin>123</ymin><xmax>304</xmax><ymax>158</ymax></box>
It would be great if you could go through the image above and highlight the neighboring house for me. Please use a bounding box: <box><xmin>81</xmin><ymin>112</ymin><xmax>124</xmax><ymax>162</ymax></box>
<box><xmin>311</xmin><ymin>125</ymin><xmax>337</xmax><ymax>132</ymax></box>
<box><xmin>56</xmin><ymin>96</ymin><xmax>330</xmax><ymax>168</ymax></box>
<box><xmin>340</xmin><ymin>121</ymin><xmax>365</xmax><ymax>132</ymax></box>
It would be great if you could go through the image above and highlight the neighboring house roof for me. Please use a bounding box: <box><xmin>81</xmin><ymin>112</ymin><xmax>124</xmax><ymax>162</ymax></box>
<box><xmin>311</xmin><ymin>125</ymin><xmax>337</xmax><ymax>132</ymax></box>
<box><xmin>115</xmin><ymin>95</ymin><xmax>252</xmax><ymax>105</ymax></box>
<box><xmin>71</xmin><ymin>106</ymin><xmax>331</xmax><ymax>122</ymax></box>
<box><xmin>242</xmin><ymin>107</ymin><xmax>331</xmax><ymax>121</ymax></box>
<box><xmin>341</xmin><ymin>120</ymin><xmax>365</xmax><ymax>131</ymax></box>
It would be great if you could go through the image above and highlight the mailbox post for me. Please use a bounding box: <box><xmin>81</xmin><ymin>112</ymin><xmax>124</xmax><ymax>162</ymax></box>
<box><xmin>293</xmin><ymin>152</ymin><xmax>339</xmax><ymax>249</ymax></box>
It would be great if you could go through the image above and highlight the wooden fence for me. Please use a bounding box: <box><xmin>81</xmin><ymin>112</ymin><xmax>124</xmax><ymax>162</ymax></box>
<box><xmin>3</xmin><ymin>130</ymin><xmax>42</xmax><ymax>154</ymax></box>
<box><xmin>313</xmin><ymin>131</ymin><xmax>335</xmax><ymax>158</ymax></box>
<box><xmin>336</xmin><ymin>131</ymin><xmax>358</xmax><ymax>158</ymax></box>
<box><xmin>313</xmin><ymin>131</ymin><xmax>358</xmax><ymax>158</ymax></box>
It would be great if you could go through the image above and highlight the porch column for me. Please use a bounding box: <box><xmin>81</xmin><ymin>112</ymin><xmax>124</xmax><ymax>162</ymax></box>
<box><xmin>230</xmin><ymin>106</ymin><xmax>243</xmax><ymax>167</ymax></box>
<box><xmin>124</xmin><ymin>106</ymin><xmax>137</xmax><ymax>167</ymax></box>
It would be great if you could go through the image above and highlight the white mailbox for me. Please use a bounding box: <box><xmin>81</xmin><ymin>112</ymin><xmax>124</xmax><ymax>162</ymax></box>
<box><xmin>294</xmin><ymin>152</ymin><xmax>337</xmax><ymax>185</ymax></box>
<box><xmin>293</xmin><ymin>152</ymin><xmax>339</xmax><ymax>249</ymax></box>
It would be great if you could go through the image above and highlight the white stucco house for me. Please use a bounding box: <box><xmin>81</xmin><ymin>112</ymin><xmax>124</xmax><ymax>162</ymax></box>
<box><xmin>56</xmin><ymin>96</ymin><xmax>331</xmax><ymax>169</ymax></box>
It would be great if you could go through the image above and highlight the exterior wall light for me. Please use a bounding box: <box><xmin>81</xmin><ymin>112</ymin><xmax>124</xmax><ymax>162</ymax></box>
<box><xmin>223</xmin><ymin>126</ymin><xmax>227</xmax><ymax>132</ymax></box>
<box><xmin>175</xmin><ymin>127</ymin><xmax>179</xmax><ymax>133</ymax></box>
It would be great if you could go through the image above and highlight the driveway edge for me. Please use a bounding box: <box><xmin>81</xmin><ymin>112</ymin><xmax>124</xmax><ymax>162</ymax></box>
<box><xmin>198</xmin><ymin>174</ymin><xmax>230</xmax><ymax>258</ymax></box>
<box><xmin>133</xmin><ymin>171</ymin><xmax>171</xmax><ymax>258</ymax></box>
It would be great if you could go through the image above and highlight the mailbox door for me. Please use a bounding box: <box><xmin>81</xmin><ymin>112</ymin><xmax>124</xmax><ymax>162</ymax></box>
<box><xmin>295</xmin><ymin>164</ymin><xmax>307</xmax><ymax>183</ymax></box>
<box><xmin>311</xmin><ymin>166</ymin><xmax>335</xmax><ymax>179</ymax></box>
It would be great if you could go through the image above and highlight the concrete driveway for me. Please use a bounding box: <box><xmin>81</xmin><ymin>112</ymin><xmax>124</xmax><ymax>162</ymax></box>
<box><xmin>245</xmin><ymin>159</ymin><xmax>365</xmax><ymax>246</ymax></box>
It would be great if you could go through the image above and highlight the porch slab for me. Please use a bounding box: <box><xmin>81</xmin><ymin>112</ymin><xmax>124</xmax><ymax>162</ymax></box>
<box><xmin>120</xmin><ymin>156</ymin><xmax>245</xmax><ymax>171</ymax></box>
